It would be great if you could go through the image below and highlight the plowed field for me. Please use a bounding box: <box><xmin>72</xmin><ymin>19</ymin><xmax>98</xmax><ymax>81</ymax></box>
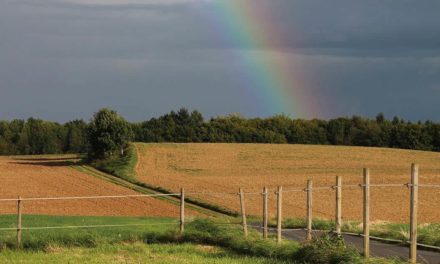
<box><xmin>0</xmin><ymin>155</ymin><xmax>187</xmax><ymax>217</ymax></box>
<box><xmin>135</xmin><ymin>143</ymin><xmax>440</xmax><ymax>223</ymax></box>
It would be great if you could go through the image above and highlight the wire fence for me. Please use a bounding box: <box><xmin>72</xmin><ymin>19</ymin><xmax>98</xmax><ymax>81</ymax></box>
<box><xmin>0</xmin><ymin>193</ymin><xmax>182</xmax><ymax>202</ymax></box>
<box><xmin>0</xmin><ymin>190</ymin><xmax>246</xmax><ymax>239</ymax></box>
<box><xmin>0</xmin><ymin>222</ymin><xmax>179</xmax><ymax>231</ymax></box>
<box><xmin>1</xmin><ymin>164</ymin><xmax>440</xmax><ymax>263</ymax></box>
<box><xmin>2</xmin><ymin>182</ymin><xmax>435</xmax><ymax>203</ymax></box>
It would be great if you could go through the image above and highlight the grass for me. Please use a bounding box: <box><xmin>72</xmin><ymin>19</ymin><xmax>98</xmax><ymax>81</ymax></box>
<box><xmin>0</xmin><ymin>215</ymin><xmax>403</xmax><ymax>264</ymax></box>
<box><xmin>366</xmin><ymin>222</ymin><xmax>440</xmax><ymax>247</ymax></box>
<box><xmin>0</xmin><ymin>243</ymin><xmax>292</xmax><ymax>264</ymax></box>
<box><xmin>90</xmin><ymin>145</ymin><xmax>138</xmax><ymax>181</ymax></box>
<box><xmin>0</xmin><ymin>215</ymin><xmax>177</xmax><ymax>250</ymax></box>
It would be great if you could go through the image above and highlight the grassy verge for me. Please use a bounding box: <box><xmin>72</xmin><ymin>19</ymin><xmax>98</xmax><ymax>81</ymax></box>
<box><xmin>0</xmin><ymin>215</ymin><xmax>403</xmax><ymax>264</ymax></box>
<box><xmin>0</xmin><ymin>243</ymin><xmax>292</xmax><ymax>264</ymax></box>
<box><xmin>267</xmin><ymin>217</ymin><xmax>440</xmax><ymax>247</ymax></box>
<box><xmin>90</xmin><ymin>145</ymin><xmax>138</xmax><ymax>180</ymax></box>
<box><xmin>88</xmin><ymin>144</ymin><xmax>239</xmax><ymax>217</ymax></box>
<box><xmin>0</xmin><ymin>215</ymin><xmax>176</xmax><ymax>250</ymax></box>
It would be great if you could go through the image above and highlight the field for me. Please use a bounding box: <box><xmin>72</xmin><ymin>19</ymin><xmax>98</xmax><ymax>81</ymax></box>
<box><xmin>0</xmin><ymin>216</ymin><xmax>288</xmax><ymax>264</ymax></box>
<box><xmin>0</xmin><ymin>155</ymin><xmax>191</xmax><ymax>217</ymax></box>
<box><xmin>0</xmin><ymin>148</ymin><xmax>417</xmax><ymax>263</ymax></box>
<box><xmin>0</xmin><ymin>215</ymin><xmax>177</xmax><ymax>249</ymax></box>
<box><xmin>135</xmin><ymin>143</ymin><xmax>440</xmax><ymax>223</ymax></box>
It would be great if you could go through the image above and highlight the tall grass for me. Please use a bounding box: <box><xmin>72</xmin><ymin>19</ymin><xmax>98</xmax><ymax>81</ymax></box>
<box><xmin>0</xmin><ymin>243</ymin><xmax>295</xmax><ymax>264</ymax></box>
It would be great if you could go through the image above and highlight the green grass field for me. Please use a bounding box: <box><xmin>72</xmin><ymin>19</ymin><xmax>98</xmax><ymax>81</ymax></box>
<box><xmin>0</xmin><ymin>215</ymin><xmax>403</xmax><ymax>264</ymax></box>
<box><xmin>0</xmin><ymin>215</ymin><xmax>178</xmax><ymax>250</ymax></box>
<box><xmin>0</xmin><ymin>243</ymin><xmax>291</xmax><ymax>264</ymax></box>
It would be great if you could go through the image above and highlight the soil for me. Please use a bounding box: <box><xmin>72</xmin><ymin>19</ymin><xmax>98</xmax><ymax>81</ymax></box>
<box><xmin>0</xmin><ymin>155</ymin><xmax>188</xmax><ymax>217</ymax></box>
<box><xmin>135</xmin><ymin>143</ymin><xmax>440</xmax><ymax>223</ymax></box>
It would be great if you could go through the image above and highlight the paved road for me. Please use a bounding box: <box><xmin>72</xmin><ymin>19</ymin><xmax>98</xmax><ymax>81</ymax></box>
<box><xmin>285</xmin><ymin>230</ymin><xmax>439</xmax><ymax>264</ymax></box>
<box><xmin>252</xmin><ymin>226</ymin><xmax>440</xmax><ymax>264</ymax></box>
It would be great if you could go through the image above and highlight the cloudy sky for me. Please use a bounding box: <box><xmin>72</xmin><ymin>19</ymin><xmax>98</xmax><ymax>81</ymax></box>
<box><xmin>1</xmin><ymin>0</ymin><xmax>440</xmax><ymax>122</ymax></box>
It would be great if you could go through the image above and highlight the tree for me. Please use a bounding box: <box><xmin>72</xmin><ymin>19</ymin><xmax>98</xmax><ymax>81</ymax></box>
<box><xmin>327</xmin><ymin>118</ymin><xmax>347</xmax><ymax>145</ymax></box>
<box><xmin>20</xmin><ymin>118</ymin><xmax>64</xmax><ymax>155</ymax></box>
<box><xmin>88</xmin><ymin>108</ymin><xmax>133</xmax><ymax>159</ymax></box>
<box><xmin>65</xmin><ymin>120</ymin><xmax>89</xmax><ymax>153</ymax></box>
<box><xmin>376</xmin><ymin>113</ymin><xmax>385</xmax><ymax>124</ymax></box>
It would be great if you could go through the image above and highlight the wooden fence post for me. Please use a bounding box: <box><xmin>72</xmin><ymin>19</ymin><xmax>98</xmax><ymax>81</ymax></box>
<box><xmin>262</xmin><ymin>187</ymin><xmax>268</xmax><ymax>239</ymax></box>
<box><xmin>180</xmin><ymin>188</ymin><xmax>185</xmax><ymax>234</ymax></box>
<box><xmin>17</xmin><ymin>196</ymin><xmax>22</xmax><ymax>248</ymax></box>
<box><xmin>410</xmin><ymin>164</ymin><xmax>419</xmax><ymax>264</ymax></box>
<box><xmin>277</xmin><ymin>186</ymin><xmax>283</xmax><ymax>244</ymax></box>
<box><xmin>239</xmin><ymin>188</ymin><xmax>248</xmax><ymax>237</ymax></box>
<box><xmin>363</xmin><ymin>169</ymin><xmax>370</xmax><ymax>259</ymax></box>
<box><xmin>306</xmin><ymin>180</ymin><xmax>313</xmax><ymax>241</ymax></box>
<box><xmin>335</xmin><ymin>176</ymin><xmax>342</xmax><ymax>236</ymax></box>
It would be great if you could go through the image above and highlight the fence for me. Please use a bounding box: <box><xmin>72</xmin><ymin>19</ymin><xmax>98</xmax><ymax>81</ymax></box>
<box><xmin>1</xmin><ymin>163</ymin><xmax>439</xmax><ymax>263</ymax></box>
<box><xmin>237</xmin><ymin>163</ymin><xmax>440</xmax><ymax>264</ymax></box>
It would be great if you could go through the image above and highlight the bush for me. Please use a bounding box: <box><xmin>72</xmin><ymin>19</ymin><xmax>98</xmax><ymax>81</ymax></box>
<box><xmin>295</xmin><ymin>233</ymin><xmax>360</xmax><ymax>264</ymax></box>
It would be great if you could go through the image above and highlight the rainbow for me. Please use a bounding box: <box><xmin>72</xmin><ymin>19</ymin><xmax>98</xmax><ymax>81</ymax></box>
<box><xmin>199</xmin><ymin>0</ymin><xmax>321</xmax><ymax>118</ymax></box>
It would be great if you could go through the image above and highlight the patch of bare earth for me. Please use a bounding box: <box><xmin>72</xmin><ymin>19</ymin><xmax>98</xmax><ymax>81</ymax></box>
<box><xmin>135</xmin><ymin>143</ymin><xmax>440</xmax><ymax>223</ymax></box>
<box><xmin>0</xmin><ymin>155</ymin><xmax>188</xmax><ymax>217</ymax></box>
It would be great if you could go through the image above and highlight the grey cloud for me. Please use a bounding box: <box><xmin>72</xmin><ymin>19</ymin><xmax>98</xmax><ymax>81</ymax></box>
<box><xmin>9</xmin><ymin>0</ymin><xmax>192</xmax><ymax>11</ymax></box>
<box><xmin>4</xmin><ymin>0</ymin><xmax>440</xmax><ymax>57</ymax></box>
<box><xmin>1</xmin><ymin>0</ymin><xmax>440</xmax><ymax>122</ymax></box>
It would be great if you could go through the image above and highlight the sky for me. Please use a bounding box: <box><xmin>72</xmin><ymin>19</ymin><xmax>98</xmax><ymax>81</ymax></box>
<box><xmin>1</xmin><ymin>0</ymin><xmax>440</xmax><ymax>122</ymax></box>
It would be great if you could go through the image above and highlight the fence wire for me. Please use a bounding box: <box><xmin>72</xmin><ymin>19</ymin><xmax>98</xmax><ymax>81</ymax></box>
<box><xmin>419</xmin><ymin>184</ymin><xmax>440</xmax><ymax>188</ymax></box>
<box><xmin>0</xmin><ymin>193</ymin><xmax>181</xmax><ymax>202</ymax></box>
<box><xmin>0</xmin><ymin>222</ymin><xmax>179</xmax><ymax>232</ymax></box>
<box><xmin>1</xmin><ymin>181</ymin><xmax>439</xmax><ymax>238</ymax></box>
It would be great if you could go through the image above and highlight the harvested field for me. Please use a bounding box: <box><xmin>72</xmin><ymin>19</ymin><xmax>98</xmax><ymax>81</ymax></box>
<box><xmin>135</xmin><ymin>143</ymin><xmax>440</xmax><ymax>223</ymax></box>
<box><xmin>0</xmin><ymin>155</ymin><xmax>190</xmax><ymax>217</ymax></box>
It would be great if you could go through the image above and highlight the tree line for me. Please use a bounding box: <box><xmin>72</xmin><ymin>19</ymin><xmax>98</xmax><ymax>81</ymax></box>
<box><xmin>1</xmin><ymin>108</ymin><xmax>440</xmax><ymax>157</ymax></box>
<box><xmin>0</xmin><ymin>118</ymin><xmax>88</xmax><ymax>155</ymax></box>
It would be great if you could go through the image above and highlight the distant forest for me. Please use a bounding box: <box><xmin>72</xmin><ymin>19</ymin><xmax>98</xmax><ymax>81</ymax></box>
<box><xmin>1</xmin><ymin>108</ymin><xmax>440</xmax><ymax>155</ymax></box>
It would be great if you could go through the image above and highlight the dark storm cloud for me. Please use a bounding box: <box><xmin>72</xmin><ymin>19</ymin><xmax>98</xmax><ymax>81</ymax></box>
<box><xmin>284</xmin><ymin>1</ymin><xmax>440</xmax><ymax>52</ymax></box>
<box><xmin>16</xmin><ymin>0</ymin><xmax>189</xmax><ymax>12</ymax></box>
<box><xmin>0</xmin><ymin>0</ymin><xmax>439</xmax><ymax>121</ymax></box>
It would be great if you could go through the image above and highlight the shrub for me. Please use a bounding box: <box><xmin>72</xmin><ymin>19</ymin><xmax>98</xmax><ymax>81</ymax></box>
<box><xmin>294</xmin><ymin>233</ymin><xmax>360</xmax><ymax>264</ymax></box>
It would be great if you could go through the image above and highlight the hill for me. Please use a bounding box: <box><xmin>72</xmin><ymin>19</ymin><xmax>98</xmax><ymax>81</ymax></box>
<box><xmin>0</xmin><ymin>155</ymin><xmax>191</xmax><ymax>217</ymax></box>
<box><xmin>135</xmin><ymin>143</ymin><xmax>440</xmax><ymax>222</ymax></box>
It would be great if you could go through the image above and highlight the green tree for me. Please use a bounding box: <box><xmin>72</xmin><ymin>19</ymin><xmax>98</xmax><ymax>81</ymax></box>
<box><xmin>20</xmin><ymin>118</ymin><xmax>63</xmax><ymax>155</ymax></box>
<box><xmin>65</xmin><ymin>120</ymin><xmax>89</xmax><ymax>153</ymax></box>
<box><xmin>376</xmin><ymin>113</ymin><xmax>385</xmax><ymax>124</ymax></box>
<box><xmin>88</xmin><ymin>108</ymin><xmax>133</xmax><ymax>159</ymax></box>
